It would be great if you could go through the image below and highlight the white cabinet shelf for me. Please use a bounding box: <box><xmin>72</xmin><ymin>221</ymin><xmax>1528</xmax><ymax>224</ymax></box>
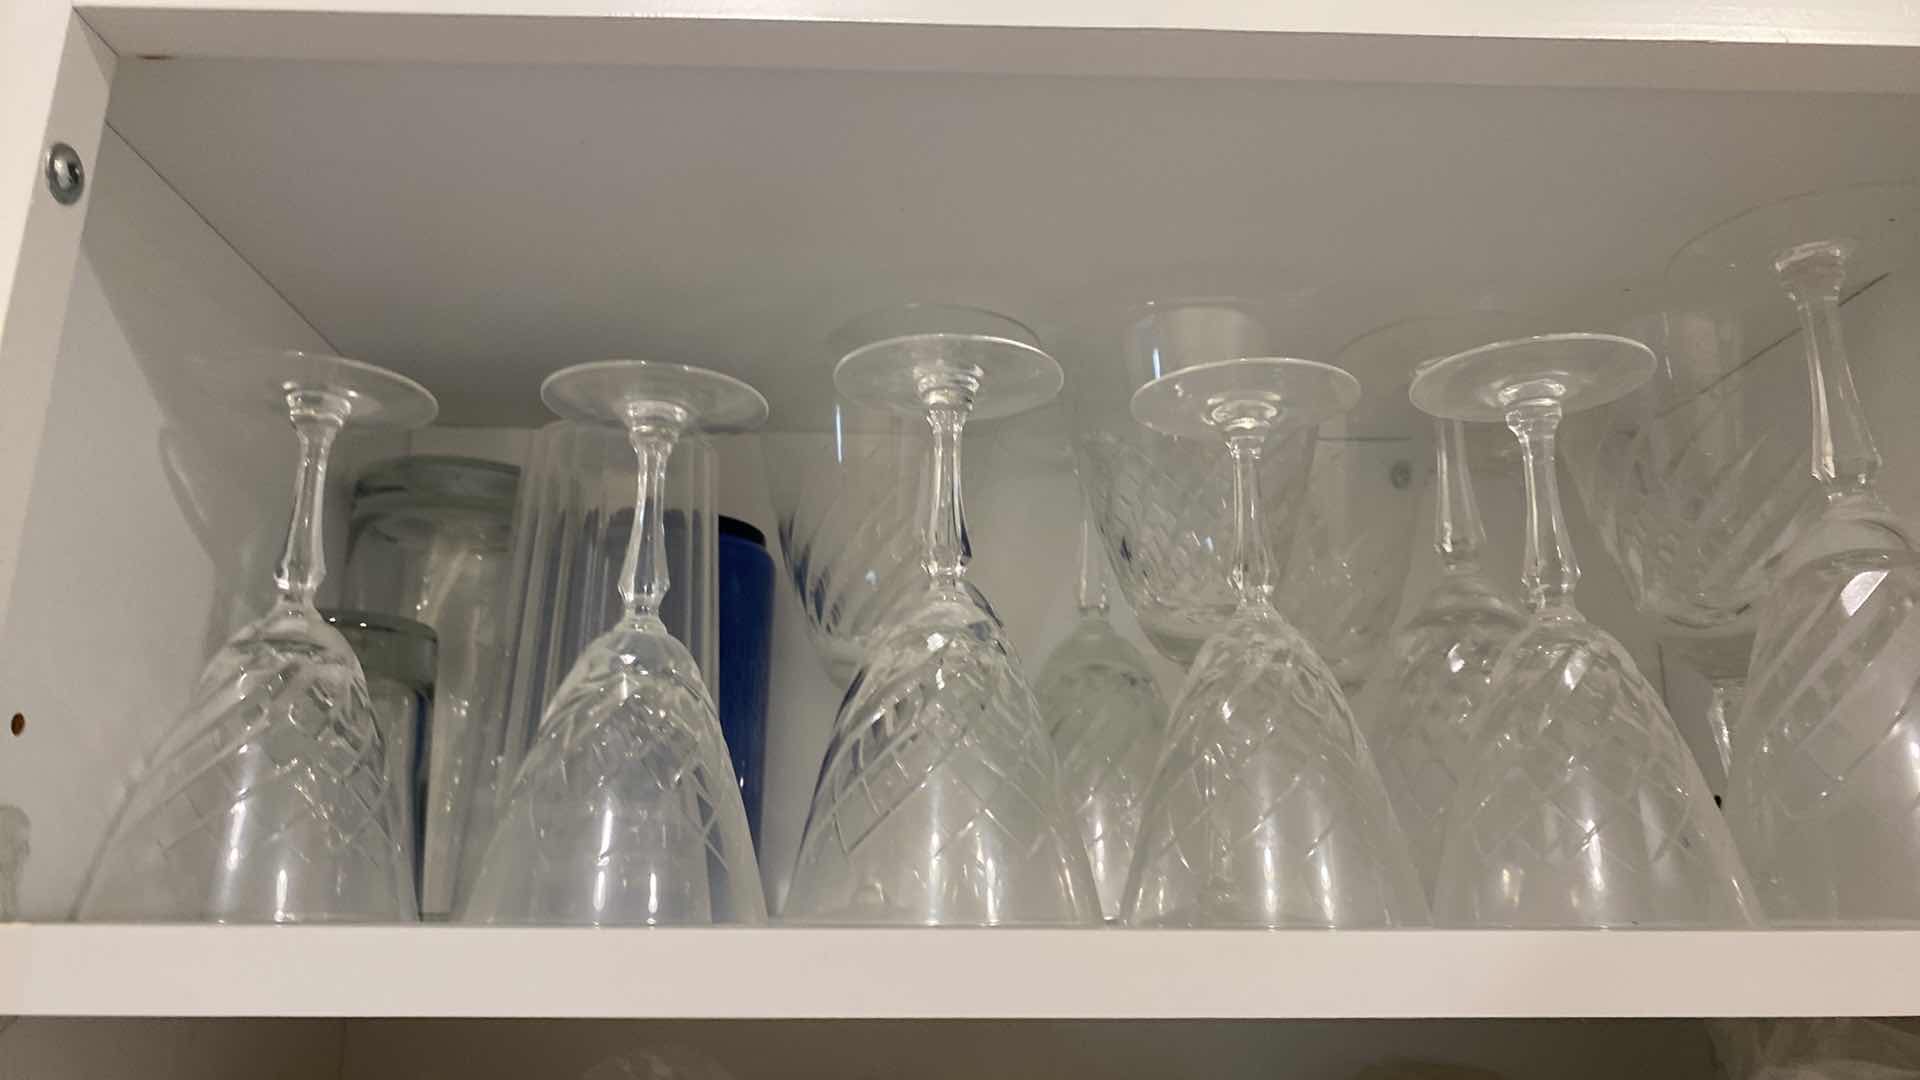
<box><xmin>8</xmin><ymin>0</ymin><xmax>1920</xmax><ymax>1042</ymax></box>
<box><xmin>3</xmin><ymin>925</ymin><xmax>1916</xmax><ymax>1019</ymax></box>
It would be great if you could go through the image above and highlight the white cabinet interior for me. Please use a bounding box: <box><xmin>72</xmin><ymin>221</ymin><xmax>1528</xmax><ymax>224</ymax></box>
<box><xmin>4</xmin><ymin>20</ymin><xmax>1920</xmax><ymax>1067</ymax></box>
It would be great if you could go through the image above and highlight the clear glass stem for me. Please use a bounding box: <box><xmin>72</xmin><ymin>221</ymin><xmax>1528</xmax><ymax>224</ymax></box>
<box><xmin>1777</xmin><ymin>241</ymin><xmax>1881</xmax><ymax>495</ymax></box>
<box><xmin>918</xmin><ymin>369</ymin><xmax>976</xmax><ymax>591</ymax></box>
<box><xmin>1706</xmin><ymin>675</ymin><xmax>1745</xmax><ymax>780</ymax></box>
<box><xmin>1227</xmin><ymin>432</ymin><xmax>1274</xmax><ymax>610</ymax></box>
<box><xmin>273</xmin><ymin>389</ymin><xmax>350</xmax><ymax>608</ymax></box>
<box><xmin>1505</xmin><ymin>397</ymin><xmax>1580</xmax><ymax>616</ymax></box>
<box><xmin>1433</xmin><ymin>418</ymin><xmax>1487</xmax><ymax>573</ymax></box>
<box><xmin>1075</xmin><ymin>508</ymin><xmax>1109</xmax><ymax>617</ymax></box>
<box><xmin>618</xmin><ymin>405</ymin><xmax>686</xmax><ymax>625</ymax></box>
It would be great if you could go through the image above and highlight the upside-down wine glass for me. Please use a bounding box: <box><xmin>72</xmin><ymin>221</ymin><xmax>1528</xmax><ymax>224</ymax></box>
<box><xmin>1670</xmin><ymin>181</ymin><xmax>1920</xmax><ymax>923</ymax></box>
<box><xmin>1355</xmin><ymin>416</ymin><xmax>1526</xmax><ymax>898</ymax></box>
<box><xmin>461</xmin><ymin>360</ymin><xmax>767</xmax><ymax>926</ymax></box>
<box><xmin>784</xmin><ymin>325</ymin><xmax>1100</xmax><ymax>925</ymax></box>
<box><xmin>1563</xmin><ymin>306</ymin><xmax>1814</xmax><ymax>790</ymax></box>
<box><xmin>1031</xmin><ymin>505</ymin><xmax>1169</xmax><ymax>922</ymax></box>
<box><xmin>1059</xmin><ymin>298</ymin><xmax>1317</xmax><ymax>668</ymax></box>
<box><xmin>77</xmin><ymin>350</ymin><xmax>436</xmax><ymax>922</ymax></box>
<box><xmin>1123</xmin><ymin>357</ymin><xmax>1426</xmax><ymax>928</ymax></box>
<box><xmin>1338</xmin><ymin>311</ymin><xmax>1529</xmax><ymax>897</ymax></box>
<box><xmin>1412</xmin><ymin>333</ymin><xmax>1757</xmax><ymax>928</ymax></box>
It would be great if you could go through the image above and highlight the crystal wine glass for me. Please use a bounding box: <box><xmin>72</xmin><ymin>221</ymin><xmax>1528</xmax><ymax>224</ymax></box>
<box><xmin>461</xmin><ymin>360</ymin><xmax>767</xmax><ymax>926</ymax></box>
<box><xmin>784</xmin><ymin>326</ymin><xmax>1100</xmax><ymax>925</ymax></box>
<box><xmin>77</xmin><ymin>350</ymin><xmax>437</xmax><ymax>923</ymax></box>
<box><xmin>1123</xmin><ymin>357</ymin><xmax>1426</xmax><ymax>929</ymax></box>
<box><xmin>1562</xmin><ymin>306</ymin><xmax>1814</xmax><ymax>786</ymax></box>
<box><xmin>1059</xmin><ymin>299</ymin><xmax>1317</xmax><ymax>667</ymax></box>
<box><xmin>1032</xmin><ymin>506</ymin><xmax>1169</xmax><ymax>922</ymax></box>
<box><xmin>1355</xmin><ymin>417</ymin><xmax>1527</xmax><ymax>897</ymax></box>
<box><xmin>1412</xmin><ymin>333</ymin><xmax>1757</xmax><ymax>928</ymax></box>
<box><xmin>1341</xmin><ymin>313</ymin><xmax>1530</xmax><ymax>896</ymax></box>
<box><xmin>1669</xmin><ymin>181</ymin><xmax>1920</xmax><ymax>923</ymax></box>
<box><xmin>762</xmin><ymin>306</ymin><xmax>992</xmax><ymax>688</ymax></box>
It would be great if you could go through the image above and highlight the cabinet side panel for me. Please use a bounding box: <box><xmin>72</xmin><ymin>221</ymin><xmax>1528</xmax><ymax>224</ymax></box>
<box><xmin>0</xmin><ymin>129</ymin><xmax>329</xmax><ymax>918</ymax></box>
<box><xmin>0</xmin><ymin>14</ymin><xmax>114</xmax><ymax>624</ymax></box>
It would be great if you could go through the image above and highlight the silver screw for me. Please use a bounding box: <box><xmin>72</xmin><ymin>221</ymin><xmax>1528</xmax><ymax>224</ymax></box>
<box><xmin>45</xmin><ymin>143</ymin><xmax>84</xmax><ymax>205</ymax></box>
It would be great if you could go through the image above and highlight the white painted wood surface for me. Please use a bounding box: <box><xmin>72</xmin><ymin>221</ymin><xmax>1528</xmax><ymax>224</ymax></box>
<box><xmin>67</xmin><ymin>7</ymin><xmax>1920</xmax><ymax>93</ymax></box>
<box><xmin>83</xmin><ymin>0</ymin><xmax>1920</xmax><ymax>41</ymax></box>
<box><xmin>101</xmin><ymin>59</ymin><xmax>1920</xmax><ymax>434</ymax></box>
<box><xmin>3</xmin><ymin>925</ymin><xmax>1918</xmax><ymax>1019</ymax></box>
<box><xmin>0</xmin><ymin>16</ymin><xmax>114</xmax><ymax>641</ymax></box>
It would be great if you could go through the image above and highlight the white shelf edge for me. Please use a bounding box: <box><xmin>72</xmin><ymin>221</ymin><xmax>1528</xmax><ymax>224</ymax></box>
<box><xmin>74</xmin><ymin>7</ymin><xmax>1920</xmax><ymax>95</ymax></box>
<box><xmin>72</xmin><ymin>0</ymin><xmax>1920</xmax><ymax>44</ymax></box>
<box><xmin>4</xmin><ymin>925</ymin><xmax>1916</xmax><ymax>1019</ymax></box>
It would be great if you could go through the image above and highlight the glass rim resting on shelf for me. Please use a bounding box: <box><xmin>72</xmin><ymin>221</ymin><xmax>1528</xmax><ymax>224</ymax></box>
<box><xmin>77</xmin><ymin>348</ymin><xmax>436</xmax><ymax>924</ymax></box>
<box><xmin>1351</xmin><ymin>403</ymin><xmax>1527</xmax><ymax>898</ymax></box>
<box><xmin>1412</xmin><ymin>330</ymin><xmax>1758</xmax><ymax>929</ymax></box>
<box><xmin>783</xmin><ymin>318</ymin><xmax>1101</xmax><ymax>926</ymax></box>
<box><xmin>1673</xmin><ymin>181</ymin><xmax>1920</xmax><ymax>925</ymax></box>
<box><xmin>460</xmin><ymin>358</ymin><xmax>768</xmax><ymax>927</ymax></box>
<box><xmin>1033</xmin><ymin>500</ymin><xmax>1170</xmax><ymax>922</ymax></box>
<box><xmin>1122</xmin><ymin>355</ymin><xmax>1429</xmax><ymax>929</ymax></box>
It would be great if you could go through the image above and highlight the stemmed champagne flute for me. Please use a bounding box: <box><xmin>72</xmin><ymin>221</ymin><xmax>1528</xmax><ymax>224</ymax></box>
<box><xmin>784</xmin><ymin>318</ymin><xmax>1100</xmax><ymax>925</ymax></box>
<box><xmin>1032</xmin><ymin>507</ymin><xmax>1169</xmax><ymax>922</ymax></box>
<box><xmin>78</xmin><ymin>350</ymin><xmax>436</xmax><ymax>922</ymax></box>
<box><xmin>462</xmin><ymin>360</ymin><xmax>767</xmax><ymax>926</ymax></box>
<box><xmin>1669</xmin><ymin>181</ymin><xmax>1920</xmax><ymax>923</ymax></box>
<box><xmin>1122</xmin><ymin>357</ymin><xmax>1425</xmax><ymax>929</ymax></box>
<box><xmin>1411</xmin><ymin>333</ymin><xmax>1756</xmax><ymax>928</ymax></box>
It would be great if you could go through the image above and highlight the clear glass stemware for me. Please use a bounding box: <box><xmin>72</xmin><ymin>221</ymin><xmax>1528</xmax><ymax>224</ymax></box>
<box><xmin>1032</xmin><ymin>508</ymin><xmax>1169</xmax><ymax>922</ymax></box>
<box><xmin>77</xmin><ymin>350</ymin><xmax>436</xmax><ymax>923</ymax></box>
<box><xmin>1355</xmin><ymin>418</ymin><xmax>1527</xmax><ymax>898</ymax></box>
<box><xmin>1671</xmin><ymin>182</ymin><xmax>1920</xmax><ymax>923</ymax></box>
<box><xmin>784</xmin><ymin>327</ymin><xmax>1100</xmax><ymax>925</ymax></box>
<box><xmin>1562</xmin><ymin>307</ymin><xmax>1815</xmax><ymax>787</ymax></box>
<box><xmin>461</xmin><ymin>360</ymin><xmax>768</xmax><ymax>926</ymax></box>
<box><xmin>1413</xmin><ymin>333</ymin><xmax>1757</xmax><ymax>928</ymax></box>
<box><xmin>1059</xmin><ymin>299</ymin><xmax>1317</xmax><ymax>667</ymax></box>
<box><xmin>1122</xmin><ymin>357</ymin><xmax>1426</xmax><ymax>929</ymax></box>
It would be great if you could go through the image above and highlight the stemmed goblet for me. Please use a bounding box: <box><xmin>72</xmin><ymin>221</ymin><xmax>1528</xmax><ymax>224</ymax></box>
<box><xmin>78</xmin><ymin>350</ymin><xmax>436</xmax><ymax>922</ymax></box>
<box><xmin>1562</xmin><ymin>307</ymin><xmax>1814</xmax><ymax>787</ymax></box>
<box><xmin>1412</xmin><ymin>333</ymin><xmax>1757</xmax><ymax>928</ymax></box>
<box><xmin>1031</xmin><ymin>507</ymin><xmax>1169</xmax><ymax>922</ymax></box>
<box><xmin>1339</xmin><ymin>312</ymin><xmax>1530</xmax><ymax>896</ymax></box>
<box><xmin>1059</xmin><ymin>299</ymin><xmax>1317</xmax><ymax>667</ymax></box>
<box><xmin>1355</xmin><ymin>416</ymin><xmax>1526</xmax><ymax>897</ymax></box>
<box><xmin>461</xmin><ymin>361</ymin><xmax>767</xmax><ymax>926</ymax></box>
<box><xmin>1122</xmin><ymin>358</ymin><xmax>1426</xmax><ymax>929</ymax></box>
<box><xmin>1670</xmin><ymin>182</ymin><xmax>1920</xmax><ymax>923</ymax></box>
<box><xmin>784</xmin><ymin>325</ymin><xmax>1100</xmax><ymax>925</ymax></box>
